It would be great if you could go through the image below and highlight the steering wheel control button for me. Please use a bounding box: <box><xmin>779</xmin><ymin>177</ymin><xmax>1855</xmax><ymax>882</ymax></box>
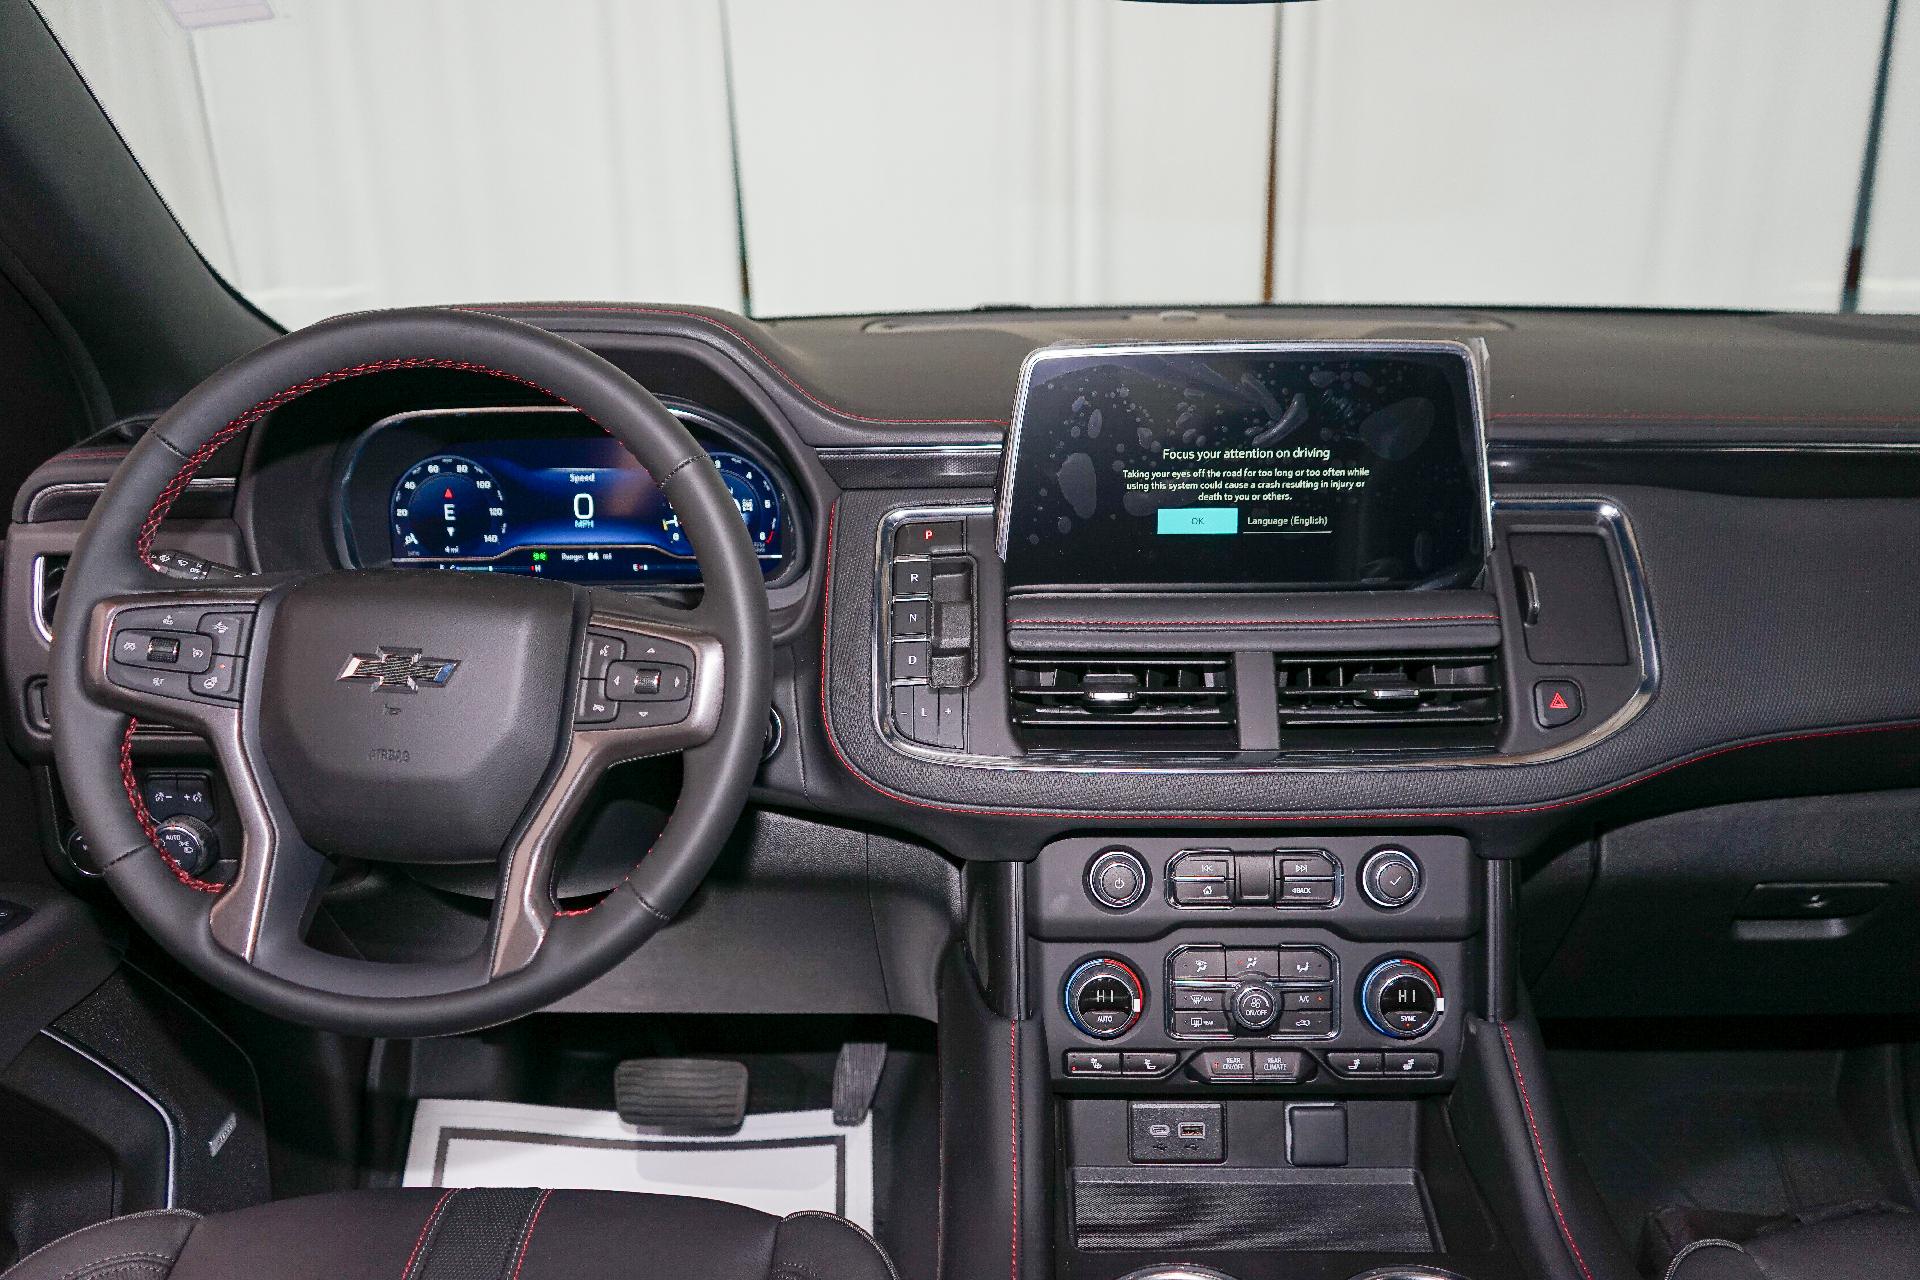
<box><xmin>110</xmin><ymin>666</ymin><xmax>193</xmax><ymax>698</ymax></box>
<box><xmin>1252</xmin><ymin>1049</ymin><xmax>1316</xmax><ymax>1083</ymax></box>
<box><xmin>1230</xmin><ymin>982</ymin><xmax>1280</xmax><ymax>1033</ymax></box>
<box><xmin>1064</xmin><ymin>958</ymin><xmax>1145</xmax><ymax>1039</ymax></box>
<box><xmin>1361</xmin><ymin>959</ymin><xmax>1445</xmax><ymax>1039</ymax></box>
<box><xmin>1086</xmin><ymin>847</ymin><xmax>1149</xmax><ymax>910</ymax></box>
<box><xmin>583</xmin><ymin>632</ymin><xmax>624</xmax><ymax>680</ymax></box>
<box><xmin>1383</xmin><ymin>1052</ymin><xmax>1442</xmax><ymax>1078</ymax></box>
<box><xmin>199</xmin><ymin>612</ymin><xmax>251</xmax><ymax>655</ymax></box>
<box><xmin>1533</xmin><ymin>678</ymin><xmax>1584</xmax><ymax>728</ymax></box>
<box><xmin>1361</xmin><ymin>847</ymin><xmax>1423</xmax><ymax>909</ymax></box>
<box><xmin>192</xmin><ymin>655</ymin><xmax>243</xmax><ymax>700</ymax></box>
<box><xmin>576</xmin><ymin>681</ymin><xmax>616</xmax><ymax>724</ymax></box>
<box><xmin>1327</xmin><ymin>1051</ymin><xmax>1384</xmax><ymax>1077</ymax></box>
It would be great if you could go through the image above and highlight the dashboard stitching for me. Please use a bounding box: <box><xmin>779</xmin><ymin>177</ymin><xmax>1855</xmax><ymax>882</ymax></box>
<box><xmin>820</xmin><ymin>500</ymin><xmax>1920</xmax><ymax>821</ymax></box>
<box><xmin>1501</xmin><ymin>1021</ymin><xmax>1597</xmax><ymax>1280</ymax></box>
<box><xmin>119</xmin><ymin>719</ymin><xmax>222</xmax><ymax>894</ymax></box>
<box><xmin>463</xmin><ymin>304</ymin><xmax>1014</xmax><ymax>428</ymax></box>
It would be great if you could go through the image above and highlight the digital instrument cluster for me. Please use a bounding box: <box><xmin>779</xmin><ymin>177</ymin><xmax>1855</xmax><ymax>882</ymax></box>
<box><xmin>339</xmin><ymin>407</ymin><xmax>796</xmax><ymax>586</ymax></box>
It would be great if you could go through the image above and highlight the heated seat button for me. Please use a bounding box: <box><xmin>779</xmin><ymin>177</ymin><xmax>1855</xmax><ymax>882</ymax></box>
<box><xmin>1123</xmin><ymin>1052</ymin><xmax>1180</xmax><ymax>1076</ymax></box>
<box><xmin>1326</xmin><ymin>1051</ymin><xmax>1383</xmax><ymax>1077</ymax></box>
<box><xmin>1383</xmin><ymin>1052</ymin><xmax>1441</xmax><ymax>1078</ymax></box>
<box><xmin>1064</xmin><ymin>1052</ymin><xmax>1121</xmax><ymax>1076</ymax></box>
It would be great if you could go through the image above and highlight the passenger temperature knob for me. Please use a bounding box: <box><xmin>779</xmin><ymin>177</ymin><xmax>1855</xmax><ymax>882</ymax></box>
<box><xmin>1360</xmin><ymin>958</ymin><xmax>1444</xmax><ymax>1039</ymax></box>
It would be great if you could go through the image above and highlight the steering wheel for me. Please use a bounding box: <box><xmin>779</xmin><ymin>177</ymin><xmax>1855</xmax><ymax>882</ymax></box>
<box><xmin>47</xmin><ymin>308</ymin><xmax>772</xmax><ymax>1037</ymax></box>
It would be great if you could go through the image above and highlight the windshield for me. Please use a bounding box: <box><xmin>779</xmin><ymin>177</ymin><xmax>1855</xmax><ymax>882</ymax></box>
<box><xmin>32</xmin><ymin>0</ymin><xmax>1920</xmax><ymax>326</ymax></box>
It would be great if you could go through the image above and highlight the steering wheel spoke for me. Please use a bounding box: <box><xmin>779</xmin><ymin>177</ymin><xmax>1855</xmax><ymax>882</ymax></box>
<box><xmin>490</xmin><ymin>605</ymin><xmax>726</xmax><ymax>975</ymax></box>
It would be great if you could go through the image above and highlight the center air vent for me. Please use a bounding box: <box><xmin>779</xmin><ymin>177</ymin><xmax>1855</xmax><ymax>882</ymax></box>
<box><xmin>1010</xmin><ymin>653</ymin><xmax>1236</xmax><ymax>749</ymax></box>
<box><xmin>1276</xmin><ymin>651</ymin><xmax>1502</xmax><ymax>754</ymax></box>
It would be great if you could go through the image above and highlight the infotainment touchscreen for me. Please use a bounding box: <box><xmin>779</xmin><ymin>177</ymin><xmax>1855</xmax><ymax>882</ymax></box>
<box><xmin>996</xmin><ymin>342</ymin><xmax>1489</xmax><ymax>592</ymax></box>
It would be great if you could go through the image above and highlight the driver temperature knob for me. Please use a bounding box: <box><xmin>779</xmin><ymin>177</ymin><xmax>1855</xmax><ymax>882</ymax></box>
<box><xmin>1064</xmin><ymin>957</ymin><xmax>1145</xmax><ymax>1039</ymax></box>
<box><xmin>153</xmin><ymin>815</ymin><xmax>219</xmax><ymax>878</ymax></box>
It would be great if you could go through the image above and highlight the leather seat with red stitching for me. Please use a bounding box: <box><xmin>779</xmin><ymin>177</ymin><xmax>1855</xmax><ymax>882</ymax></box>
<box><xmin>0</xmin><ymin>1188</ymin><xmax>896</xmax><ymax>1280</ymax></box>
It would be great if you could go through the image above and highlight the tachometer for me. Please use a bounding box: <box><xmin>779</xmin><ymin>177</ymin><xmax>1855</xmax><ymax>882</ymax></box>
<box><xmin>391</xmin><ymin>455</ymin><xmax>507</xmax><ymax>559</ymax></box>
<box><xmin>710</xmin><ymin>450</ymin><xmax>784</xmax><ymax>563</ymax></box>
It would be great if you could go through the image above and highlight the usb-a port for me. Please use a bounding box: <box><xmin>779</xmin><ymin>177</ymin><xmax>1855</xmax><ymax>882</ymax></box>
<box><xmin>1177</xmin><ymin>1122</ymin><xmax>1208</xmax><ymax>1139</ymax></box>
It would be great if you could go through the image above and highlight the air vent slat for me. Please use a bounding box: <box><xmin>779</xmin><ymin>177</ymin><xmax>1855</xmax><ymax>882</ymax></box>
<box><xmin>1010</xmin><ymin>653</ymin><xmax>1237</xmax><ymax>748</ymax></box>
<box><xmin>1276</xmin><ymin>650</ymin><xmax>1503</xmax><ymax>753</ymax></box>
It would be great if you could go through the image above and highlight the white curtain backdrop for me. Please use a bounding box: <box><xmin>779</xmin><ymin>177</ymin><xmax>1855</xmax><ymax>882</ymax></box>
<box><xmin>33</xmin><ymin>0</ymin><xmax>1920</xmax><ymax>325</ymax></box>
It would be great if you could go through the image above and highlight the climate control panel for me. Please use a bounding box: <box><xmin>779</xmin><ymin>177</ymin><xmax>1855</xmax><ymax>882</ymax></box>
<box><xmin>1164</xmin><ymin>944</ymin><xmax>1337</xmax><ymax>1040</ymax></box>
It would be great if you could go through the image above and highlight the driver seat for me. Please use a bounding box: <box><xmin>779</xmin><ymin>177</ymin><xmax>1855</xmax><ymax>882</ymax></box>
<box><xmin>0</xmin><ymin>1188</ymin><xmax>896</xmax><ymax>1280</ymax></box>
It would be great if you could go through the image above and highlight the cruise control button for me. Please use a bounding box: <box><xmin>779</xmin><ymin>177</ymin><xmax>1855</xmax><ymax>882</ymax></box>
<box><xmin>1123</xmin><ymin>1052</ymin><xmax>1180</xmax><ymax>1076</ymax></box>
<box><xmin>146</xmin><ymin>635</ymin><xmax>181</xmax><ymax>664</ymax></box>
<box><xmin>1171</xmin><ymin>947</ymin><xmax>1226</xmax><ymax>981</ymax></box>
<box><xmin>1173</xmin><ymin>1011</ymin><xmax>1232</xmax><ymax>1037</ymax></box>
<box><xmin>1065</xmin><ymin>1052</ymin><xmax>1122</xmax><ymax>1076</ymax></box>
<box><xmin>1326</xmin><ymin>1051</ymin><xmax>1383</xmax><ymax>1077</ymax></box>
<box><xmin>1276</xmin><ymin>950</ymin><xmax>1332</xmax><ymax>981</ymax></box>
<box><xmin>1383</xmin><ymin>1052</ymin><xmax>1441</xmax><ymax>1077</ymax></box>
<box><xmin>1190</xmin><ymin>1050</ymin><xmax>1253</xmax><ymax>1082</ymax></box>
<box><xmin>199</xmin><ymin>612</ymin><xmax>252</xmax><ymax>656</ymax></box>
<box><xmin>192</xmin><ymin>656</ymin><xmax>242</xmax><ymax>700</ymax></box>
<box><xmin>576</xmin><ymin>681</ymin><xmax>617</xmax><ymax>724</ymax></box>
<box><xmin>1253</xmin><ymin>1050</ymin><xmax>1317</xmax><ymax>1082</ymax></box>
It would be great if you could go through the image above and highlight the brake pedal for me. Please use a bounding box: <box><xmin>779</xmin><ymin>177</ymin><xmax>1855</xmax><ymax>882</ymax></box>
<box><xmin>614</xmin><ymin>1058</ymin><xmax>748</xmax><ymax>1135</ymax></box>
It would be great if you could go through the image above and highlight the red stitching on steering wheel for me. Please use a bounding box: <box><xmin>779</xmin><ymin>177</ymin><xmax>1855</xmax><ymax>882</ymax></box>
<box><xmin>135</xmin><ymin>357</ymin><xmax>562</xmax><ymax>567</ymax></box>
<box><xmin>125</xmin><ymin>357</ymin><xmax>569</xmax><ymax>889</ymax></box>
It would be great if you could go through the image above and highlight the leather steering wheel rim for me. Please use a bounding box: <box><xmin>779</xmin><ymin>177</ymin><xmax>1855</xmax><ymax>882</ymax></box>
<box><xmin>48</xmin><ymin>307</ymin><xmax>772</xmax><ymax>1037</ymax></box>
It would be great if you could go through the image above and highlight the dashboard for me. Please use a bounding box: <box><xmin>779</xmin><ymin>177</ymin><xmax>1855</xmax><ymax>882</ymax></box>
<box><xmin>334</xmin><ymin>403</ymin><xmax>797</xmax><ymax>586</ymax></box>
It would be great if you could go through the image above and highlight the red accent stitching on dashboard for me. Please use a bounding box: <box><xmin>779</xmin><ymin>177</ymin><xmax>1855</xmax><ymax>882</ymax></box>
<box><xmin>466</xmin><ymin>304</ymin><xmax>1012</xmax><ymax>428</ymax></box>
<box><xmin>1490</xmin><ymin>410</ymin><xmax>1920</xmax><ymax>426</ymax></box>
<box><xmin>121</xmin><ymin>719</ymin><xmax>223</xmax><ymax>894</ymax></box>
<box><xmin>817</xmin><ymin>500</ymin><xmax>1920</xmax><ymax>822</ymax></box>
<box><xmin>1006</xmin><ymin>615</ymin><xmax>1498</xmax><ymax>628</ymax></box>
<box><xmin>135</xmin><ymin>357</ymin><xmax>561</xmax><ymax>566</ymax></box>
<box><xmin>1501</xmin><ymin>1022</ymin><xmax>1596</xmax><ymax>1280</ymax></box>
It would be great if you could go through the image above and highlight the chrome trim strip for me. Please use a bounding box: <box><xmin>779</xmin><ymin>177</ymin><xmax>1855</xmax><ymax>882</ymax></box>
<box><xmin>26</xmin><ymin>477</ymin><xmax>233</xmax><ymax>523</ymax></box>
<box><xmin>869</xmin><ymin>495</ymin><xmax>1657</xmax><ymax>774</ymax></box>
<box><xmin>991</xmin><ymin>339</ymin><xmax>1496</xmax><ymax>582</ymax></box>
<box><xmin>40</xmin><ymin>1029</ymin><xmax>177</xmax><ymax>1207</ymax></box>
<box><xmin>30</xmin><ymin>553</ymin><xmax>57</xmax><ymax>645</ymax></box>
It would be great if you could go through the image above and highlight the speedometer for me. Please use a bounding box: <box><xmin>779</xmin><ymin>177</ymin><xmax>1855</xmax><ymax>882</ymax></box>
<box><xmin>391</xmin><ymin>455</ymin><xmax>508</xmax><ymax>559</ymax></box>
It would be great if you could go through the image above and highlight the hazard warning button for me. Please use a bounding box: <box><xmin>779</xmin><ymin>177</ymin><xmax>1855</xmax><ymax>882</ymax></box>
<box><xmin>1533</xmin><ymin>680</ymin><xmax>1584</xmax><ymax>729</ymax></box>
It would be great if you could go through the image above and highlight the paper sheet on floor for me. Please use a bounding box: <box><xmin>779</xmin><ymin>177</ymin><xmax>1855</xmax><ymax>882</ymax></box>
<box><xmin>402</xmin><ymin>1098</ymin><xmax>873</xmax><ymax>1230</ymax></box>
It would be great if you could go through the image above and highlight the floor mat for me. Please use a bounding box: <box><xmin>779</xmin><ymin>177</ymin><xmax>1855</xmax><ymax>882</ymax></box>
<box><xmin>1547</xmin><ymin>1046</ymin><xmax>1902</xmax><ymax>1243</ymax></box>
<box><xmin>402</xmin><ymin>1097</ymin><xmax>873</xmax><ymax>1229</ymax></box>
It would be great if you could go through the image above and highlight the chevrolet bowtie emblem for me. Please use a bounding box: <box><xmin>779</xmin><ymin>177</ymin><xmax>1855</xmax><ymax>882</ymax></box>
<box><xmin>337</xmin><ymin>647</ymin><xmax>460</xmax><ymax>693</ymax></box>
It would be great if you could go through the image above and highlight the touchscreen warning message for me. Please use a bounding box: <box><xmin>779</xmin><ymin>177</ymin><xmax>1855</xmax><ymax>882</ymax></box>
<box><xmin>1000</xmin><ymin>347</ymin><xmax>1484</xmax><ymax>590</ymax></box>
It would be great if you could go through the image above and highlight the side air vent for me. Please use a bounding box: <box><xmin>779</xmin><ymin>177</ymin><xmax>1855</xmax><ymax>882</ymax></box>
<box><xmin>1010</xmin><ymin>653</ymin><xmax>1236</xmax><ymax>750</ymax></box>
<box><xmin>33</xmin><ymin>554</ymin><xmax>68</xmax><ymax>642</ymax></box>
<box><xmin>1275</xmin><ymin>650</ymin><xmax>1502</xmax><ymax>754</ymax></box>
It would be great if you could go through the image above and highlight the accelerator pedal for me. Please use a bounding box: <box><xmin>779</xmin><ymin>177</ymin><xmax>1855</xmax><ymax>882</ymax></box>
<box><xmin>614</xmin><ymin>1058</ymin><xmax>748</xmax><ymax>1135</ymax></box>
<box><xmin>832</xmin><ymin>1042</ymin><xmax>888</xmax><ymax>1127</ymax></box>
